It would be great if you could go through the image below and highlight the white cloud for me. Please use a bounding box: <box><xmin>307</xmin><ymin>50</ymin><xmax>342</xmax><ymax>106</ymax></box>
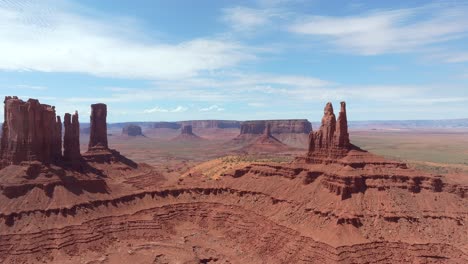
<box><xmin>222</xmin><ymin>6</ymin><xmax>278</xmax><ymax>31</ymax></box>
<box><xmin>443</xmin><ymin>53</ymin><xmax>468</xmax><ymax>63</ymax></box>
<box><xmin>199</xmin><ymin>105</ymin><xmax>225</xmax><ymax>112</ymax></box>
<box><xmin>143</xmin><ymin>106</ymin><xmax>188</xmax><ymax>114</ymax></box>
<box><xmin>15</xmin><ymin>84</ymin><xmax>47</xmax><ymax>90</ymax></box>
<box><xmin>288</xmin><ymin>4</ymin><xmax>468</xmax><ymax>55</ymax></box>
<box><xmin>0</xmin><ymin>0</ymin><xmax>254</xmax><ymax>79</ymax></box>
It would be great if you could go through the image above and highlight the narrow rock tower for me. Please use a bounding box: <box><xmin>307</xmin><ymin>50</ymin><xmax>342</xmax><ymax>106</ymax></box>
<box><xmin>307</xmin><ymin>101</ymin><xmax>351</xmax><ymax>163</ymax></box>
<box><xmin>88</xmin><ymin>103</ymin><xmax>108</xmax><ymax>150</ymax></box>
<box><xmin>63</xmin><ymin>111</ymin><xmax>81</xmax><ymax>162</ymax></box>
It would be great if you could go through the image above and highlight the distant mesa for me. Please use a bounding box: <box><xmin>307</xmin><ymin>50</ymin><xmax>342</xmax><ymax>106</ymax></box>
<box><xmin>171</xmin><ymin>125</ymin><xmax>203</xmax><ymax>141</ymax></box>
<box><xmin>239</xmin><ymin>124</ymin><xmax>293</xmax><ymax>153</ymax></box>
<box><xmin>151</xmin><ymin>120</ymin><xmax>241</xmax><ymax>130</ymax></box>
<box><xmin>232</xmin><ymin>119</ymin><xmax>311</xmax><ymax>148</ymax></box>
<box><xmin>122</xmin><ymin>124</ymin><xmax>144</xmax><ymax>137</ymax></box>
<box><xmin>152</xmin><ymin>121</ymin><xmax>181</xmax><ymax>129</ymax></box>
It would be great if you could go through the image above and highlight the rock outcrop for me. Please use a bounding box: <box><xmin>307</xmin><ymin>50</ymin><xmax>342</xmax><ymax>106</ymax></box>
<box><xmin>307</xmin><ymin>102</ymin><xmax>351</xmax><ymax>163</ymax></box>
<box><xmin>181</xmin><ymin>125</ymin><xmax>194</xmax><ymax>135</ymax></box>
<box><xmin>63</xmin><ymin>111</ymin><xmax>81</xmax><ymax>163</ymax></box>
<box><xmin>88</xmin><ymin>103</ymin><xmax>108</xmax><ymax>151</ymax></box>
<box><xmin>122</xmin><ymin>125</ymin><xmax>143</xmax><ymax>137</ymax></box>
<box><xmin>240</xmin><ymin>124</ymin><xmax>291</xmax><ymax>153</ymax></box>
<box><xmin>0</xmin><ymin>96</ymin><xmax>62</xmax><ymax>166</ymax></box>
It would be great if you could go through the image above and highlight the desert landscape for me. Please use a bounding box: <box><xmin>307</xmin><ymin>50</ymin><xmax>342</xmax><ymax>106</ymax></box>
<box><xmin>0</xmin><ymin>97</ymin><xmax>466</xmax><ymax>263</ymax></box>
<box><xmin>1</xmin><ymin>1</ymin><xmax>468</xmax><ymax>263</ymax></box>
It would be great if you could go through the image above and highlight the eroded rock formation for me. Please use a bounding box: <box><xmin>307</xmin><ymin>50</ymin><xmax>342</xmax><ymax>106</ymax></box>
<box><xmin>88</xmin><ymin>103</ymin><xmax>108</xmax><ymax>150</ymax></box>
<box><xmin>307</xmin><ymin>102</ymin><xmax>351</xmax><ymax>163</ymax></box>
<box><xmin>0</xmin><ymin>96</ymin><xmax>62</xmax><ymax>166</ymax></box>
<box><xmin>63</xmin><ymin>111</ymin><xmax>81</xmax><ymax>162</ymax></box>
<box><xmin>181</xmin><ymin>125</ymin><xmax>194</xmax><ymax>135</ymax></box>
<box><xmin>122</xmin><ymin>125</ymin><xmax>143</xmax><ymax>136</ymax></box>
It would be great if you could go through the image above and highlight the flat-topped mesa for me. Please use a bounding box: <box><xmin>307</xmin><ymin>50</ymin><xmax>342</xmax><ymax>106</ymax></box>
<box><xmin>88</xmin><ymin>103</ymin><xmax>108</xmax><ymax>151</ymax></box>
<box><xmin>63</xmin><ymin>111</ymin><xmax>81</xmax><ymax>163</ymax></box>
<box><xmin>307</xmin><ymin>101</ymin><xmax>352</xmax><ymax>163</ymax></box>
<box><xmin>181</xmin><ymin>125</ymin><xmax>194</xmax><ymax>135</ymax></box>
<box><xmin>0</xmin><ymin>96</ymin><xmax>61</xmax><ymax>167</ymax></box>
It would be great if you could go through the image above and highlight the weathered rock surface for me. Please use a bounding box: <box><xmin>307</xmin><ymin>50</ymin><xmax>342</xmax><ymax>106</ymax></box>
<box><xmin>307</xmin><ymin>102</ymin><xmax>352</xmax><ymax>163</ymax></box>
<box><xmin>88</xmin><ymin>103</ymin><xmax>108</xmax><ymax>150</ymax></box>
<box><xmin>0</xmin><ymin>96</ymin><xmax>62</xmax><ymax>166</ymax></box>
<box><xmin>63</xmin><ymin>111</ymin><xmax>81</xmax><ymax>163</ymax></box>
<box><xmin>122</xmin><ymin>124</ymin><xmax>143</xmax><ymax>136</ymax></box>
<box><xmin>1</xmin><ymin>97</ymin><xmax>467</xmax><ymax>264</ymax></box>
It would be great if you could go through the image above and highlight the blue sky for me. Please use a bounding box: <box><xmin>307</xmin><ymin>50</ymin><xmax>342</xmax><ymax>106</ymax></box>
<box><xmin>0</xmin><ymin>0</ymin><xmax>467</xmax><ymax>122</ymax></box>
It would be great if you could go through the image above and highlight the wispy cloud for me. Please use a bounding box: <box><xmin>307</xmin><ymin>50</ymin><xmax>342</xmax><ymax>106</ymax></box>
<box><xmin>0</xmin><ymin>0</ymin><xmax>254</xmax><ymax>79</ymax></box>
<box><xmin>143</xmin><ymin>106</ymin><xmax>188</xmax><ymax>114</ymax></box>
<box><xmin>288</xmin><ymin>4</ymin><xmax>468</xmax><ymax>55</ymax></box>
<box><xmin>15</xmin><ymin>84</ymin><xmax>48</xmax><ymax>90</ymax></box>
<box><xmin>199</xmin><ymin>105</ymin><xmax>225</xmax><ymax>112</ymax></box>
<box><xmin>222</xmin><ymin>6</ymin><xmax>278</xmax><ymax>31</ymax></box>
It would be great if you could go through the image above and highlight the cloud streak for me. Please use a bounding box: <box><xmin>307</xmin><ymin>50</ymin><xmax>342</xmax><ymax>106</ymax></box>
<box><xmin>143</xmin><ymin>106</ymin><xmax>188</xmax><ymax>114</ymax></box>
<box><xmin>288</xmin><ymin>4</ymin><xmax>468</xmax><ymax>55</ymax></box>
<box><xmin>0</xmin><ymin>0</ymin><xmax>254</xmax><ymax>79</ymax></box>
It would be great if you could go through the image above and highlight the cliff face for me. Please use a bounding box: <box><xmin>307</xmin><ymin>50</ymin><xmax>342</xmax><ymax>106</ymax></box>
<box><xmin>152</xmin><ymin>122</ymin><xmax>181</xmax><ymax>129</ymax></box>
<box><xmin>88</xmin><ymin>104</ymin><xmax>108</xmax><ymax>150</ymax></box>
<box><xmin>0</xmin><ymin>96</ymin><xmax>62</xmax><ymax>166</ymax></box>
<box><xmin>240</xmin><ymin>120</ymin><xmax>312</xmax><ymax>135</ymax></box>
<box><xmin>307</xmin><ymin>101</ymin><xmax>351</xmax><ymax>162</ymax></box>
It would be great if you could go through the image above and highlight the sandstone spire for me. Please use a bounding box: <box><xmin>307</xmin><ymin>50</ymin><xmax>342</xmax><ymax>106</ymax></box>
<box><xmin>52</xmin><ymin>115</ymin><xmax>62</xmax><ymax>161</ymax></box>
<box><xmin>63</xmin><ymin>111</ymin><xmax>81</xmax><ymax>162</ymax></box>
<box><xmin>307</xmin><ymin>101</ymin><xmax>351</xmax><ymax>163</ymax></box>
<box><xmin>88</xmin><ymin>103</ymin><xmax>108</xmax><ymax>150</ymax></box>
<box><xmin>334</xmin><ymin>101</ymin><xmax>350</xmax><ymax>148</ymax></box>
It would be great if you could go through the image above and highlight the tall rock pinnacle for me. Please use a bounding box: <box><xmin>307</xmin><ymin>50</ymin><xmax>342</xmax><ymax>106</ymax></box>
<box><xmin>307</xmin><ymin>101</ymin><xmax>352</xmax><ymax>163</ymax></box>
<box><xmin>88</xmin><ymin>103</ymin><xmax>108</xmax><ymax>150</ymax></box>
<box><xmin>63</xmin><ymin>111</ymin><xmax>81</xmax><ymax>162</ymax></box>
<box><xmin>334</xmin><ymin>101</ymin><xmax>350</xmax><ymax>148</ymax></box>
